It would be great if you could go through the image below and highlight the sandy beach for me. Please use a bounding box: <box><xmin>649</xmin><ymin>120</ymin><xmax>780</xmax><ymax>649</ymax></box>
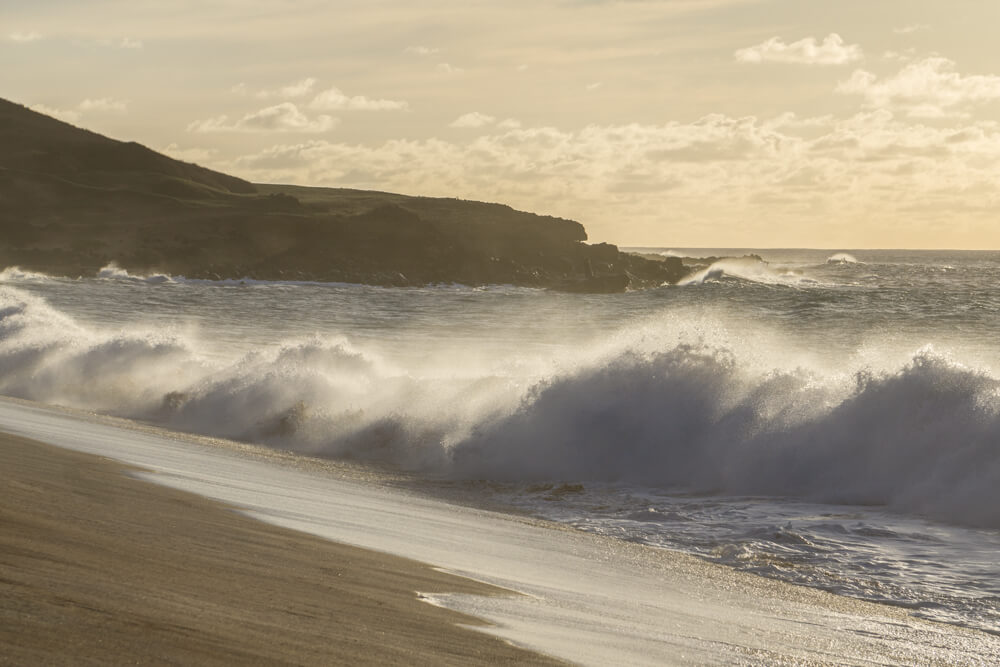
<box><xmin>2</xmin><ymin>397</ymin><xmax>999</xmax><ymax>666</ymax></box>
<box><xmin>0</xmin><ymin>432</ymin><xmax>561</xmax><ymax>666</ymax></box>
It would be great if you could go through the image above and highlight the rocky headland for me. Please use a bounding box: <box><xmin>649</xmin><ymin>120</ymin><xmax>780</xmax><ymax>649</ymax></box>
<box><xmin>0</xmin><ymin>98</ymin><xmax>685</xmax><ymax>292</ymax></box>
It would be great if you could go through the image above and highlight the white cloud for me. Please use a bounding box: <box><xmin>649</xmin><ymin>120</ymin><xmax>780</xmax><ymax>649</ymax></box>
<box><xmin>309</xmin><ymin>86</ymin><xmax>408</xmax><ymax>111</ymax></box>
<box><xmin>9</xmin><ymin>31</ymin><xmax>41</xmax><ymax>43</ymax></box>
<box><xmin>893</xmin><ymin>24</ymin><xmax>929</xmax><ymax>35</ymax></box>
<box><xmin>161</xmin><ymin>143</ymin><xmax>218</xmax><ymax>163</ymax></box>
<box><xmin>188</xmin><ymin>103</ymin><xmax>337</xmax><ymax>133</ymax></box>
<box><xmin>883</xmin><ymin>49</ymin><xmax>917</xmax><ymax>63</ymax></box>
<box><xmin>436</xmin><ymin>63</ymin><xmax>464</xmax><ymax>74</ymax></box>
<box><xmin>223</xmin><ymin>111</ymin><xmax>1000</xmax><ymax>245</ymax></box>
<box><xmin>404</xmin><ymin>46</ymin><xmax>439</xmax><ymax>56</ymax></box>
<box><xmin>254</xmin><ymin>77</ymin><xmax>318</xmax><ymax>99</ymax></box>
<box><xmin>30</xmin><ymin>97</ymin><xmax>128</xmax><ymax>122</ymax></box>
<box><xmin>451</xmin><ymin>112</ymin><xmax>496</xmax><ymax>128</ymax></box>
<box><xmin>97</xmin><ymin>37</ymin><xmax>144</xmax><ymax>49</ymax></box>
<box><xmin>838</xmin><ymin>57</ymin><xmax>1000</xmax><ymax>118</ymax></box>
<box><xmin>30</xmin><ymin>104</ymin><xmax>80</xmax><ymax>123</ymax></box>
<box><xmin>79</xmin><ymin>97</ymin><xmax>128</xmax><ymax>113</ymax></box>
<box><xmin>586</xmin><ymin>82</ymin><xmax>603</xmax><ymax>91</ymax></box>
<box><xmin>735</xmin><ymin>33</ymin><xmax>863</xmax><ymax>66</ymax></box>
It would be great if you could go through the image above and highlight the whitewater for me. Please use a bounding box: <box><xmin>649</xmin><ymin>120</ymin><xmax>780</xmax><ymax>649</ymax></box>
<box><xmin>2</xmin><ymin>248</ymin><xmax>999</xmax><ymax>657</ymax></box>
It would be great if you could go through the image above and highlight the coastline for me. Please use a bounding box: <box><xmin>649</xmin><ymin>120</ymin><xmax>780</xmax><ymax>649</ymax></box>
<box><xmin>0</xmin><ymin>432</ymin><xmax>561</xmax><ymax>666</ymax></box>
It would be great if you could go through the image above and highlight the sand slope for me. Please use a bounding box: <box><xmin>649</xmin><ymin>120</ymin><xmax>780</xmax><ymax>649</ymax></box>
<box><xmin>0</xmin><ymin>433</ymin><xmax>561</xmax><ymax>666</ymax></box>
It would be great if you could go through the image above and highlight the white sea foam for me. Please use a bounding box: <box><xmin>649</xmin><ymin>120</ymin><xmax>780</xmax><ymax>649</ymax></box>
<box><xmin>452</xmin><ymin>344</ymin><xmax>1000</xmax><ymax>527</ymax></box>
<box><xmin>2</xmin><ymin>285</ymin><xmax>998</xmax><ymax>528</ymax></box>
<box><xmin>0</xmin><ymin>266</ymin><xmax>55</xmax><ymax>282</ymax></box>
<box><xmin>679</xmin><ymin>256</ymin><xmax>819</xmax><ymax>286</ymax></box>
<box><xmin>827</xmin><ymin>252</ymin><xmax>861</xmax><ymax>264</ymax></box>
<box><xmin>97</xmin><ymin>262</ymin><xmax>174</xmax><ymax>284</ymax></box>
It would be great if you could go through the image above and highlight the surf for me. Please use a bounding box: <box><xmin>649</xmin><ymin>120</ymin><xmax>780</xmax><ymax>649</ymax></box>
<box><xmin>3</xmin><ymin>284</ymin><xmax>998</xmax><ymax>529</ymax></box>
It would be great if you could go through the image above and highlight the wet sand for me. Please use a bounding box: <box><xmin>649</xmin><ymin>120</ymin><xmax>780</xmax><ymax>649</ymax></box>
<box><xmin>0</xmin><ymin>433</ymin><xmax>562</xmax><ymax>666</ymax></box>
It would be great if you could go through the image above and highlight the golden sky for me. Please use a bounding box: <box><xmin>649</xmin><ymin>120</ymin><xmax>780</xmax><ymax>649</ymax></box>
<box><xmin>6</xmin><ymin>0</ymin><xmax>1000</xmax><ymax>248</ymax></box>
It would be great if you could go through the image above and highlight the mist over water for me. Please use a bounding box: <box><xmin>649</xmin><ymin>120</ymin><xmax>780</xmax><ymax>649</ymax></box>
<box><xmin>2</xmin><ymin>248</ymin><xmax>999</xmax><ymax>633</ymax></box>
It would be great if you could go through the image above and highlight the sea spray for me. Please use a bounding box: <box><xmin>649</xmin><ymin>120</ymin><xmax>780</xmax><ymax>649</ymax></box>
<box><xmin>3</xmin><ymin>283</ymin><xmax>998</xmax><ymax>528</ymax></box>
<box><xmin>678</xmin><ymin>256</ymin><xmax>820</xmax><ymax>286</ymax></box>
<box><xmin>450</xmin><ymin>343</ymin><xmax>1000</xmax><ymax>527</ymax></box>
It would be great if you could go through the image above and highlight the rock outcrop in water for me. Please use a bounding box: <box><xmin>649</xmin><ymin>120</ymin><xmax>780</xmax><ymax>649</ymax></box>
<box><xmin>0</xmin><ymin>98</ymin><xmax>684</xmax><ymax>292</ymax></box>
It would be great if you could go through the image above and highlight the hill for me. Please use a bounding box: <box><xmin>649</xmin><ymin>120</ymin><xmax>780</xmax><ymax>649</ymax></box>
<box><xmin>0</xmin><ymin>98</ymin><xmax>684</xmax><ymax>290</ymax></box>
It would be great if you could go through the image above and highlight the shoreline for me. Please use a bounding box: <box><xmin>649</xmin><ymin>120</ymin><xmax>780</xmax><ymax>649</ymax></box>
<box><xmin>0</xmin><ymin>431</ymin><xmax>562</xmax><ymax>666</ymax></box>
<box><xmin>2</xmin><ymin>397</ymin><xmax>999</xmax><ymax>665</ymax></box>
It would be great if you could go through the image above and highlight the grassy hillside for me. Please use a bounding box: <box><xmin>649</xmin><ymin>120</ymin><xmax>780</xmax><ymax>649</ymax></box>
<box><xmin>0</xmin><ymin>99</ymin><xmax>684</xmax><ymax>290</ymax></box>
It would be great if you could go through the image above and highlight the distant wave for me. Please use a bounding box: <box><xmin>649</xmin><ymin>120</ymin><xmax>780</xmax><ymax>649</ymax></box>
<box><xmin>827</xmin><ymin>252</ymin><xmax>861</xmax><ymax>264</ymax></box>
<box><xmin>2</xmin><ymin>286</ymin><xmax>998</xmax><ymax>528</ymax></box>
<box><xmin>0</xmin><ymin>266</ymin><xmax>54</xmax><ymax>282</ymax></box>
<box><xmin>97</xmin><ymin>263</ymin><xmax>174</xmax><ymax>284</ymax></box>
<box><xmin>679</xmin><ymin>256</ymin><xmax>819</xmax><ymax>287</ymax></box>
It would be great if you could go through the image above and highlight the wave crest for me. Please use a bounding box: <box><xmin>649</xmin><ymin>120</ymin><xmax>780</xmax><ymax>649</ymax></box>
<box><xmin>679</xmin><ymin>256</ymin><xmax>819</xmax><ymax>287</ymax></box>
<box><xmin>451</xmin><ymin>346</ymin><xmax>1000</xmax><ymax>527</ymax></box>
<box><xmin>3</xmin><ymin>287</ymin><xmax>999</xmax><ymax>527</ymax></box>
<box><xmin>827</xmin><ymin>252</ymin><xmax>861</xmax><ymax>264</ymax></box>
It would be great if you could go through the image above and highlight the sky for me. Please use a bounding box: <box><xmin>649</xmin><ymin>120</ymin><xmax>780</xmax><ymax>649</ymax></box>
<box><xmin>5</xmin><ymin>0</ymin><xmax>1000</xmax><ymax>248</ymax></box>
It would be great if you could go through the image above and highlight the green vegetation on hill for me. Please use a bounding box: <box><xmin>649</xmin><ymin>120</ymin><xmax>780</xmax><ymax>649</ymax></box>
<box><xmin>0</xmin><ymin>98</ymin><xmax>684</xmax><ymax>290</ymax></box>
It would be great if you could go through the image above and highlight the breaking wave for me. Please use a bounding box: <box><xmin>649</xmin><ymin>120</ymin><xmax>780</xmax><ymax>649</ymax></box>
<box><xmin>827</xmin><ymin>252</ymin><xmax>861</xmax><ymax>264</ymax></box>
<box><xmin>2</xmin><ymin>286</ymin><xmax>998</xmax><ymax>528</ymax></box>
<box><xmin>0</xmin><ymin>266</ymin><xmax>54</xmax><ymax>283</ymax></box>
<box><xmin>679</xmin><ymin>256</ymin><xmax>820</xmax><ymax>287</ymax></box>
<box><xmin>452</xmin><ymin>345</ymin><xmax>1000</xmax><ymax>527</ymax></box>
<box><xmin>97</xmin><ymin>263</ymin><xmax>175</xmax><ymax>284</ymax></box>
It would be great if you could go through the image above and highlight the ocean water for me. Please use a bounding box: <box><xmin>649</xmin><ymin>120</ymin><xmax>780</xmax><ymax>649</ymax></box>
<box><xmin>2</xmin><ymin>249</ymin><xmax>999</xmax><ymax>636</ymax></box>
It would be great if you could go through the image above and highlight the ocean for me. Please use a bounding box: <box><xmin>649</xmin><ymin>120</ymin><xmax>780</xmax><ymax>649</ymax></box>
<box><xmin>2</xmin><ymin>248</ymin><xmax>999</xmax><ymax>639</ymax></box>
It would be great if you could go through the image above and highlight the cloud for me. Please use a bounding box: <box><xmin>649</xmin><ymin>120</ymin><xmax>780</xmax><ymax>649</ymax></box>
<box><xmin>883</xmin><ymin>49</ymin><xmax>916</xmax><ymax>63</ymax></box>
<box><xmin>404</xmin><ymin>46</ymin><xmax>439</xmax><ymax>56</ymax></box>
<box><xmin>450</xmin><ymin>112</ymin><xmax>496</xmax><ymax>128</ymax></box>
<box><xmin>735</xmin><ymin>33</ymin><xmax>863</xmax><ymax>66</ymax></box>
<box><xmin>30</xmin><ymin>104</ymin><xmax>80</xmax><ymax>123</ymax></box>
<box><xmin>188</xmin><ymin>103</ymin><xmax>337</xmax><ymax>133</ymax></box>
<box><xmin>893</xmin><ymin>24</ymin><xmax>929</xmax><ymax>35</ymax></box>
<box><xmin>29</xmin><ymin>97</ymin><xmax>128</xmax><ymax>123</ymax></box>
<box><xmin>837</xmin><ymin>57</ymin><xmax>1000</xmax><ymax>118</ymax></box>
<box><xmin>586</xmin><ymin>82</ymin><xmax>603</xmax><ymax>91</ymax></box>
<box><xmin>79</xmin><ymin>98</ymin><xmax>128</xmax><ymax>113</ymax></box>
<box><xmin>436</xmin><ymin>63</ymin><xmax>464</xmax><ymax>74</ymax></box>
<box><xmin>9</xmin><ymin>31</ymin><xmax>41</xmax><ymax>43</ymax></box>
<box><xmin>309</xmin><ymin>86</ymin><xmax>408</xmax><ymax>111</ymax></box>
<box><xmin>222</xmin><ymin>110</ymin><xmax>1000</xmax><ymax>246</ymax></box>
<box><xmin>161</xmin><ymin>143</ymin><xmax>218</xmax><ymax>163</ymax></box>
<box><xmin>97</xmin><ymin>37</ymin><xmax>144</xmax><ymax>49</ymax></box>
<box><xmin>251</xmin><ymin>77</ymin><xmax>318</xmax><ymax>99</ymax></box>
